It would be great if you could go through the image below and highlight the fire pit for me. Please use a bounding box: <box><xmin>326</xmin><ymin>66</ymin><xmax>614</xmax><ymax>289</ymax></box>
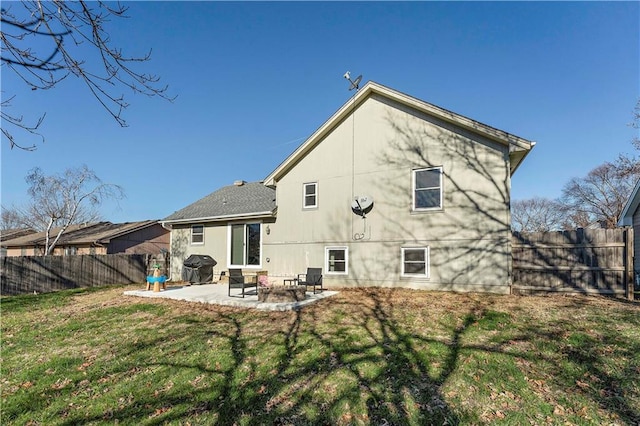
<box><xmin>258</xmin><ymin>285</ymin><xmax>306</xmax><ymax>303</ymax></box>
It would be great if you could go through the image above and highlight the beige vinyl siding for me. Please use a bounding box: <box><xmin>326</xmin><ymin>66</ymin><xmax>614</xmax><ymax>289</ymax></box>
<box><xmin>169</xmin><ymin>224</ymin><xmax>229</xmax><ymax>279</ymax></box>
<box><xmin>262</xmin><ymin>95</ymin><xmax>513</xmax><ymax>293</ymax></box>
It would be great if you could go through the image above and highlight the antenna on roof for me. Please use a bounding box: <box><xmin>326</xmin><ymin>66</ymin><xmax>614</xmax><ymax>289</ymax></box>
<box><xmin>343</xmin><ymin>71</ymin><xmax>362</xmax><ymax>91</ymax></box>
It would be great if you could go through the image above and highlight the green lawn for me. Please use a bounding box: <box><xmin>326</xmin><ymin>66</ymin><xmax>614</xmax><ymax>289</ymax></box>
<box><xmin>2</xmin><ymin>285</ymin><xmax>639</xmax><ymax>425</ymax></box>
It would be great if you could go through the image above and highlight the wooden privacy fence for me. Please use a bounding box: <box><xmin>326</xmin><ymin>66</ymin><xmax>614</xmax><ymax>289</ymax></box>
<box><xmin>1</xmin><ymin>254</ymin><xmax>149</xmax><ymax>296</ymax></box>
<box><xmin>512</xmin><ymin>228</ymin><xmax>634</xmax><ymax>299</ymax></box>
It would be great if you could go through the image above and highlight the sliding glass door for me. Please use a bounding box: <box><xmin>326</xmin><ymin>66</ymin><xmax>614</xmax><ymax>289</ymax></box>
<box><xmin>229</xmin><ymin>223</ymin><xmax>261</xmax><ymax>267</ymax></box>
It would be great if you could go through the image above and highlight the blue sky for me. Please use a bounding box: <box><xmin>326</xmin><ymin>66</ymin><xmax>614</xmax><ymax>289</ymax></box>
<box><xmin>2</xmin><ymin>1</ymin><xmax>638</xmax><ymax>223</ymax></box>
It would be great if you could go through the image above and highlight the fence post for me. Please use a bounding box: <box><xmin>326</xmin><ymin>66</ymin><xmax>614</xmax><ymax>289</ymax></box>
<box><xmin>625</xmin><ymin>227</ymin><xmax>634</xmax><ymax>300</ymax></box>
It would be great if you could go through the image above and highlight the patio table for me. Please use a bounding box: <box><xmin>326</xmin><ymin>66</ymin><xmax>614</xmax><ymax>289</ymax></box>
<box><xmin>283</xmin><ymin>278</ymin><xmax>298</xmax><ymax>286</ymax></box>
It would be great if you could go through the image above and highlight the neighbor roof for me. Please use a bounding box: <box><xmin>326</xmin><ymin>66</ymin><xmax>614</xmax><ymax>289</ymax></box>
<box><xmin>58</xmin><ymin>220</ymin><xmax>162</xmax><ymax>245</ymax></box>
<box><xmin>0</xmin><ymin>228</ymin><xmax>36</xmax><ymax>243</ymax></box>
<box><xmin>264</xmin><ymin>81</ymin><xmax>535</xmax><ymax>186</ymax></box>
<box><xmin>1</xmin><ymin>221</ymin><xmax>162</xmax><ymax>248</ymax></box>
<box><xmin>161</xmin><ymin>181</ymin><xmax>276</xmax><ymax>224</ymax></box>
<box><xmin>0</xmin><ymin>223</ymin><xmax>99</xmax><ymax>247</ymax></box>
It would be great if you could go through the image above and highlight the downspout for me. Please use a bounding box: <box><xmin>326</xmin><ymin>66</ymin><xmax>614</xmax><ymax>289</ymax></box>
<box><xmin>92</xmin><ymin>241</ymin><xmax>106</xmax><ymax>255</ymax></box>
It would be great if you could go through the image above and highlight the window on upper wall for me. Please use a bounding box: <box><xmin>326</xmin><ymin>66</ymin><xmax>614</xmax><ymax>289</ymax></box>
<box><xmin>325</xmin><ymin>246</ymin><xmax>348</xmax><ymax>275</ymax></box>
<box><xmin>401</xmin><ymin>247</ymin><xmax>430</xmax><ymax>277</ymax></box>
<box><xmin>413</xmin><ymin>167</ymin><xmax>443</xmax><ymax>211</ymax></box>
<box><xmin>191</xmin><ymin>225</ymin><xmax>204</xmax><ymax>245</ymax></box>
<box><xmin>303</xmin><ymin>182</ymin><xmax>318</xmax><ymax>209</ymax></box>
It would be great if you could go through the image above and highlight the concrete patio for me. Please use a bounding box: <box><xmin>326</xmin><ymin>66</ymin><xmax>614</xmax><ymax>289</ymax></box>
<box><xmin>123</xmin><ymin>283</ymin><xmax>338</xmax><ymax>311</ymax></box>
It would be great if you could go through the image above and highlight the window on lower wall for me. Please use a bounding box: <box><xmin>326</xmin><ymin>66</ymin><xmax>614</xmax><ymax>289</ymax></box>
<box><xmin>401</xmin><ymin>247</ymin><xmax>430</xmax><ymax>277</ymax></box>
<box><xmin>191</xmin><ymin>225</ymin><xmax>204</xmax><ymax>245</ymax></box>
<box><xmin>325</xmin><ymin>246</ymin><xmax>348</xmax><ymax>275</ymax></box>
<box><xmin>229</xmin><ymin>223</ymin><xmax>261</xmax><ymax>267</ymax></box>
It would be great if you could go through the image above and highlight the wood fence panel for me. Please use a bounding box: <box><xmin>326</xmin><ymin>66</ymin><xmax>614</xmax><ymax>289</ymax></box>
<box><xmin>1</xmin><ymin>254</ymin><xmax>149</xmax><ymax>296</ymax></box>
<box><xmin>512</xmin><ymin>228</ymin><xmax>632</xmax><ymax>298</ymax></box>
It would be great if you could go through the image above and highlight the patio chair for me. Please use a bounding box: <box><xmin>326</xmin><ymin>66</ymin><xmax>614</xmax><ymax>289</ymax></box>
<box><xmin>297</xmin><ymin>267</ymin><xmax>323</xmax><ymax>294</ymax></box>
<box><xmin>228</xmin><ymin>269</ymin><xmax>258</xmax><ymax>298</ymax></box>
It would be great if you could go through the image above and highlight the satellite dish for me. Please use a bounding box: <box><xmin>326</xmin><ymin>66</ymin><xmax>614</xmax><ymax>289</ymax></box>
<box><xmin>351</xmin><ymin>195</ymin><xmax>374</xmax><ymax>217</ymax></box>
<box><xmin>349</xmin><ymin>75</ymin><xmax>362</xmax><ymax>91</ymax></box>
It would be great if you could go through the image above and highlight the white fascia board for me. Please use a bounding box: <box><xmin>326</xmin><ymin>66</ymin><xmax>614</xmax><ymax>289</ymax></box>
<box><xmin>618</xmin><ymin>178</ymin><xmax>640</xmax><ymax>227</ymax></box>
<box><xmin>161</xmin><ymin>211</ymin><xmax>275</xmax><ymax>226</ymax></box>
<box><xmin>373</xmin><ymin>83</ymin><xmax>534</xmax><ymax>149</ymax></box>
<box><xmin>264</xmin><ymin>84</ymin><xmax>373</xmax><ymax>186</ymax></box>
<box><xmin>264</xmin><ymin>81</ymin><xmax>535</xmax><ymax>185</ymax></box>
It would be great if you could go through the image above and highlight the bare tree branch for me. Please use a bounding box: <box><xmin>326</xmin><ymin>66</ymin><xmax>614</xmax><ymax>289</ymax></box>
<box><xmin>511</xmin><ymin>197</ymin><xmax>565</xmax><ymax>232</ymax></box>
<box><xmin>560</xmin><ymin>155</ymin><xmax>640</xmax><ymax>229</ymax></box>
<box><xmin>1</xmin><ymin>1</ymin><xmax>174</xmax><ymax>150</ymax></box>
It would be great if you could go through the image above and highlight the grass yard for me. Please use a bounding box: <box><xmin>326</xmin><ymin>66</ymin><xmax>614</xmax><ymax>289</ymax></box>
<box><xmin>1</xmin><ymin>285</ymin><xmax>639</xmax><ymax>425</ymax></box>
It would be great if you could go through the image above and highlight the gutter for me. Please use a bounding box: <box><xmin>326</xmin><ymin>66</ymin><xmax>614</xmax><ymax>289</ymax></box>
<box><xmin>160</xmin><ymin>210</ymin><xmax>276</xmax><ymax>226</ymax></box>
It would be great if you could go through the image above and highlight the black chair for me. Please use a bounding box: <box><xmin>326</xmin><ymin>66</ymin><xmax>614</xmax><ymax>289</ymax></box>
<box><xmin>228</xmin><ymin>269</ymin><xmax>257</xmax><ymax>298</ymax></box>
<box><xmin>297</xmin><ymin>267</ymin><xmax>323</xmax><ymax>294</ymax></box>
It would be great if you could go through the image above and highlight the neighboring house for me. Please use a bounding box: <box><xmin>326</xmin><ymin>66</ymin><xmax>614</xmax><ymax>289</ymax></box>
<box><xmin>1</xmin><ymin>221</ymin><xmax>169</xmax><ymax>256</ymax></box>
<box><xmin>618</xmin><ymin>178</ymin><xmax>640</xmax><ymax>278</ymax></box>
<box><xmin>0</xmin><ymin>228</ymin><xmax>36</xmax><ymax>256</ymax></box>
<box><xmin>162</xmin><ymin>81</ymin><xmax>535</xmax><ymax>293</ymax></box>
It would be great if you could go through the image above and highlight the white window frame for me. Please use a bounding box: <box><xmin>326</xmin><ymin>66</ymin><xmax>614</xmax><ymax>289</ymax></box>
<box><xmin>191</xmin><ymin>224</ymin><xmax>204</xmax><ymax>245</ymax></box>
<box><xmin>227</xmin><ymin>222</ymin><xmax>262</xmax><ymax>269</ymax></box>
<box><xmin>401</xmin><ymin>247</ymin><xmax>430</xmax><ymax>278</ymax></box>
<box><xmin>412</xmin><ymin>167</ymin><xmax>443</xmax><ymax>211</ymax></box>
<box><xmin>325</xmin><ymin>246</ymin><xmax>348</xmax><ymax>275</ymax></box>
<box><xmin>303</xmin><ymin>182</ymin><xmax>318</xmax><ymax>209</ymax></box>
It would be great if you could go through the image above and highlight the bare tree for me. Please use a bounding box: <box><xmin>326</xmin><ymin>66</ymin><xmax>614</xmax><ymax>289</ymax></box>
<box><xmin>2</xmin><ymin>165</ymin><xmax>124</xmax><ymax>255</ymax></box>
<box><xmin>1</xmin><ymin>1</ymin><xmax>173</xmax><ymax>150</ymax></box>
<box><xmin>560</xmin><ymin>155</ymin><xmax>640</xmax><ymax>229</ymax></box>
<box><xmin>511</xmin><ymin>197</ymin><xmax>565</xmax><ymax>232</ymax></box>
<box><xmin>0</xmin><ymin>207</ymin><xmax>26</xmax><ymax>231</ymax></box>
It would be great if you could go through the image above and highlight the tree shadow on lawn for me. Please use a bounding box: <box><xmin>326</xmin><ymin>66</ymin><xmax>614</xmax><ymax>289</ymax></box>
<box><xmin>51</xmin><ymin>290</ymin><xmax>639</xmax><ymax>425</ymax></box>
<box><xmin>54</xmin><ymin>290</ymin><xmax>470</xmax><ymax>425</ymax></box>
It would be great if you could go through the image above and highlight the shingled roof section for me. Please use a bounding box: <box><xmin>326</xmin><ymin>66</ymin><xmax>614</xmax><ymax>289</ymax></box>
<box><xmin>0</xmin><ymin>221</ymin><xmax>163</xmax><ymax>247</ymax></box>
<box><xmin>162</xmin><ymin>181</ymin><xmax>276</xmax><ymax>223</ymax></box>
<box><xmin>0</xmin><ymin>228</ymin><xmax>36</xmax><ymax>243</ymax></box>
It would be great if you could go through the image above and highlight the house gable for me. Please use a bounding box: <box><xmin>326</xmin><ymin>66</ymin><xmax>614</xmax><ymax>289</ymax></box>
<box><xmin>264</xmin><ymin>81</ymin><xmax>534</xmax><ymax>186</ymax></box>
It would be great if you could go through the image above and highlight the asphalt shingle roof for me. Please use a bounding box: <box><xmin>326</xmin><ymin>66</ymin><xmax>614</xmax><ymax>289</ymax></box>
<box><xmin>0</xmin><ymin>221</ymin><xmax>162</xmax><ymax>247</ymax></box>
<box><xmin>0</xmin><ymin>228</ymin><xmax>36</xmax><ymax>242</ymax></box>
<box><xmin>163</xmin><ymin>181</ymin><xmax>276</xmax><ymax>222</ymax></box>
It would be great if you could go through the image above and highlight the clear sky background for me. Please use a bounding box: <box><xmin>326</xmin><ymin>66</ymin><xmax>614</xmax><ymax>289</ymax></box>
<box><xmin>2</xmin><ymin>1</ymin><xmax>638</xmax><ymax>224</ymax></box>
